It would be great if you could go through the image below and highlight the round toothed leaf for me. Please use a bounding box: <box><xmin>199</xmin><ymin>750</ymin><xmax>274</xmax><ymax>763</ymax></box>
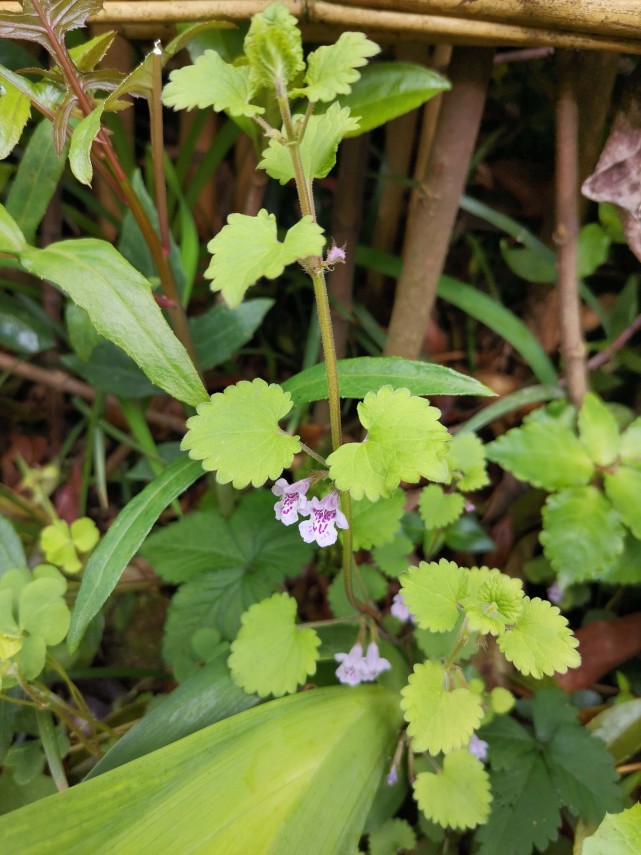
<box><xmin>578</xmin><ymin>392</ymin><xmax>621</xmax><ymax>467</ymax></box>
<box><xmin>205</xmin><ymin>210</ymin><xmax>325</xmax><ymax>308</ymax></box>
<box><xmin>328</xmin><ymin>564</ymin><xmax>387</xmax><ymax>618</ymax></box>
<box><xmin>400</xmin><ymin>559</ymin><xmax>467</xmax><ymax>632</ymax></box>
<box><xmin>418</xmin><ymin>485</ymin><xmax>464</xmax><ymax>531</ymax></box>
<box><xmin>228</xmin><ymin>593</ymin><xmax>320</xmax><ymax>698</ymax></box>
<box><xmin>327</xmin><ymin>386</ymin><xmax>450</xmax><ymax>501</ymax></box>
<box><xmin>446</xmin><ymin>433</ymin><xmax>489</xmax><ymax>492</ymax></box>
<box><xmin>243</xmin><ymin>3</ymin><xmax>304</xmax><ymax>88</ymax></box>
<box><xmin>368</xmin><ymin>818</ymin><xmax>416</xmax><ymax>855</ymax></box>
<box><xmin>497</xmin><ymin>596</ymin><xmax>581</xmax><ymax>679</ymax></box>
<box><xmin>350</xmin><ymin>488</ymin><xmax>405</xmax><ymax>550</ymax></box>
<box><xmin>541</xmin><ymin>486</ymin><xmax>624</xmax><ymax>583</ymax></box>
<box><xmin>604</xmin><ymin>467</ymin><xmax>641</xmax><ymax>539</ymax></box>
<box><xmin>401</xmin><ymin>661</ymin><xmax>483</xmax><ymax>755</ymax></box>
<box><xmin>292</xmin><ymin>32</ymin><xmax>380</xmax><ymax>103</ymax></box>
<box><xmin>162</xmin><ymin>51</ymin><xmax>262</xmax><ymax>117</ymax></box>
<box><xmin>413</xmin><ymin>750</ymin><xmax>491</xmax><ymax>830</ymax></box>
<box><xmin>181</xmin><ymin>379</ymin><xmax>300</xmax><ymax>488</ymax></box>
<box><xmin>462</xmin><ymin>572</ymin><xmax>524</xmax><ymax>636</ymax></box>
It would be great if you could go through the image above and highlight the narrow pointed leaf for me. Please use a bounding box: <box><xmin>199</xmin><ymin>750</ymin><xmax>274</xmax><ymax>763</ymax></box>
<box><xmin>68</xmin><ymin>102</ymin><xmax>104</xmax><ymax>185</ymax></box>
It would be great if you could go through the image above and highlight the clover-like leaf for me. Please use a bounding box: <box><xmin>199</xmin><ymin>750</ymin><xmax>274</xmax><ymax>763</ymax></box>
<box><xmin>292</xmin><ymin>32</ymin><xmax>380</xmax><ymax>103</ymax></box>
<box><xmin>497</xmin><ymin>596</ymin><xmax>581</xmax><ymax>679</ymax></box>
<box><xmin>259</xmin><ymin>102</ymin><xmax>360</xmax><ymax>184</ymax></box>
<box><xmin>604</xmin><ymin>467</ymin><xmax>641</xmax><ymax>539</ymax></box>
<box><xmin>40</xmin><ymin>521</ymin><xmax>81</xmax><ymax>574</ymax></box>
<box><xmin>70</xmin><ymin>518</ymin><xmax>99</xmax><ymax>553</ymax></box>
<box><xmin>205</xmin><ymin>210</ymin><xmax>325</xmax><ymax>308</ymax></box>
<box><xmin>446</xmin><ymin>433</ymin><xmax>489</xmax><ymax>492</ymax></box>
<box><xmin>486</xmin><ymin>422</ymin><xmax>594</xmax><ymax>490</ymax></box>
<box><xmin>578</xmin><ymin>392</ymin><xmax>621</xmax><ymax>467</ymax></box>
<box><xmin>181</xmin><ymin>379</ymin><xmax>300</xmax><ymax>488</ymax></box>
<box><xmin>541</xmin><ymin>486</ymin><xmax>624</xmax><ymax>583</ymax></box>
<box><xmin>228</xmin><ymin>593</ymin><xmax>320</xmax><ymax>697</ymax></box>
<box><xmin>462</xmin><ymin>572</ymin><xmax>524</xmax><ymax>636</ymax></box>
<box><xmin>418</xmin><ymin>485</ymin><xmax>464</xmax><ymax>531</ymax></box>
<box><xmin>414</xmin><ymin>750</ymin><xmax>491</xmax><ymax>830</ymax></box>
<box><xmin>400</xmin><ymin>559</ymin><xmax>467</xmax><ymax>632</ymax></box>
<box><xmin>18</xmin><ymin>579</ymin><xmax>70</xmax><ymax>646</ymax></box>
<box><xmin>350</xmin><ymin>488</ymin><xmax>405</xmax><ymax>550</ymax></box>
<box><xmin>401</xmin><ymin>661</ymin><xmax>483</xmax><ymax>755</ymax></box>
<box><xmin>243</xmin><ymin>2</ymin><xmax>304</xmax><ymax>89</ymax></box>
<box><xmin>0</xmin><ymin>589</ymin><xmax>22</xmax><ymax>659</ymax></box>
<box><xmin>162</xmin><ymin>51</ymin><xmax>263</xmax><ymax>117</ymax></box>
<box><xmin>327</xmin><ymin>386</ymin><xmax>449</xmax><ymax>501</ymax></box>
<box><xmin>16</xmin><ymin>633</ymin><xmax>46</xmax><ymax>681</ymax></box>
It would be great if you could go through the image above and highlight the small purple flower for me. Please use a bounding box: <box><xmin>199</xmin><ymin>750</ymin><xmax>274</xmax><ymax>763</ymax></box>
<box><xmin>391</xmin><ymin>592</ymin><xmax>416</xmax><ymax>624</ymax></box>
<box><xmin>468</xmin><ymin>733</ymin><xmax>489</xmax><ymax>761</ymax></box>
<box><xmin>298</xmin><ymin>491</ymin><xmax>348</xmax><ymax>547</ymax></box>
<box><xmin>361</xmin><ymin>641</ymin><xmax>391</xmax><ymax>681</ymax></box>
<box><xmin>335</xmin><ymin>643</ymin><xmax>365</xmax><ymax>686</ymax></box>
<box><xmin>325</xmin><ymin>242</ymin><xmax>346</xmax><ymax>267</ymax></box>
<box><xmin>272</xmin><ymin>477</ymin><xmax>312</xmax><ymax>526</ymax></box>
<box><xmin>547</xmin><ymin>582</ymin><xmax>565</xmax><ymax>605</ymax></box>
<box><xmin>386</xmin><ymin>766</ymin><xmax>398</xmax><ymax>786</ymax></box>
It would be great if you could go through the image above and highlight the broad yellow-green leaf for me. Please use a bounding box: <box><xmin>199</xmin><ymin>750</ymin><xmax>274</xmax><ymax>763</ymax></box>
<box><xmin>368</xmin><ymin>819</ymin><xmax>416</xmax><ymax>855</ymax></box>
<box><xmin>0</xmin><ymin>686</ymin><xmax>402</xmax><ymax>854</ymax></box>
<box><xmin>401</xmin><ymin>661</ymin><xmax>483</xmax><ymax>755</ymax></box>
<box><xmin>620</xmin><ymin>417</ymin><xmax>641</xmax><ymax>468</ymax></box>
<box><xmin>604</xmin><ymin>467</ymin><xmax>641</xmax><ymax>539</ymax></box>
<box><xmin>418</xmin><ymin>484</ymin><xmax>464</xmax><ymax>531</ymax></box>
<box><xmin>414</xmin><ymin>750</ymin><xmax>491</xmax><ymax>830</ymax></box>
<box><xmin>0</xmin><ymin>79</ymin><xmax>30</xmax><ymax>160</ymax></box>
<box><xmin>400</xmin><ymin>559</ymin><xmax>467</xmax><ymax>633</ymax></box>
<box><xmin>583</xmin><ymin>804</ymin><xmax>641</xmax><ymax>855</ymax></box>
<box><xmin>292</xmin><ymin>32</ymin><xmax>380</xmax><ymax>103</ymax></box>
<box><xmin>462</xmin><ymin>571</ymin><xmax>524</xmax><ymax>636</ymax></box>
<box><xmin>182</xmin><ymin>379</ymin><xmax>300</xmax><ymax>488</ymax></box>
<box><xmin>327</xmin><ymin>386</ymin><xmax>450</xmax><ymax>501</ymax></box>
<box><xmin>0</xmin><ymin>202</ymin><xmax>27</xmax><ymax>254</ymax></box>
<box><xmin>228</xmin><ymin>593</ymin><xmax>320</xmax><ymax>697</ymax></box>
<box><xmin>205</xmin><ymin>209</ymin><xmax>325</xmax><ymax>308</ymax></box>
<box><xmin>497</xmin><ymin>596</ymin><xmax>581</xmax><ymax>679</ymax></box>
<box><xmin>445</xmin><ymin>433</ymin><xmax>489</xmax><ymax>492</ymax></box>
<box><xmin>18</xmin><ymin>579</ymin><xmax>70</xmax><ymax>646</ymax></box>
<box><xmin>350</xmin><ymin>489</ymin><xmax>405</xmax><ymax>550</ymax></box>
<box><xmin>578</xmin><ymin>392</ymin><xmax>621</xmax><ymax>467</ymax></box>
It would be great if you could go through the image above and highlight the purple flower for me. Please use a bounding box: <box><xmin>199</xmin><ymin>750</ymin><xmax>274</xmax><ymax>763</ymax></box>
<box><xmin>547</xmin><ymin>582</ymin><xmax>565</xmax><ymax>605</ymax></box>
<box><xmin>272</xmin><ymin>477</ymin><xmax>312</xmax><ymax>526</ymax></box>
<box><xmin>335</xmin><ymin>641</ymin><xmax>391</xmax><ymax>686</ymax></box>
<box><xmin>391</xmin><ymin>592</ymin><xmax>415</xmax><ymax>624</ymax></box>
<box><xmin>325</xmin><ymin>242</ymin><xmax>346</xmax><ymax>267</ymax></box>
<box><xmin>298</xmin><ymin>491</ymin><xmax>348</xmax><ymax>547</ymax></box>
<box><xmin>386</xmin><ymin>766</ymin><xmax>398</xmax><ymax>786</ymax></box>
<box><xmin>468</xmin><ymin>733</ymin><xmax>489</xmax><ymax>761</ymax></box>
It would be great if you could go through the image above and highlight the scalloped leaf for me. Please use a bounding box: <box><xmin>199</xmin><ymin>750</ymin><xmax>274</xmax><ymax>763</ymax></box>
<box><xmin>462</xmin><ymin>571</ymin><xmax>524</xmax><ymax>636</ymax></box>
<box><xmin>350</xmin><ymin>488</ymin><xmax>405</xmax><ymax>550</ymax></box>
<box><xmin>327</xmin><ymin>386</ymin><xmax>449</xmax><ymax>501</ymax></box>
<box><xmin>583</xmin><ymin>804</ymin><xmax>641</xmax><ymax>855</ymax></box>
<box><xmin>578</xmin><ymin>392</ymin><xmax>621</xmax><ymax>467</ymax></box>
<box><xmin>497</xmin><ymin>596</ymin><xmax>580</xmax><ymax>679</ymax></box>
<box><xmin>486</xmin><ymin>422</ymin><xmax>594</xmax><ymax>490</ymax></box>
<box><xmin>228</xmin><ymin>593</ymin><xmax>320</xmax><ymax>697</ymax></box>
<box><xmin>446</xmin><ymin>433</ymin><xmax>489</xmax><ymax>492</ymax></box>
<box><xmin>0</xmin><ymin>0</ymin><xmax>104</xmax><ymax>58</ymax></box>
<box><xmin>604</xmin><ymin>467</ymin><xmax>641</xmax><ymax>539</ymax></box>
<box><xmin>181</xmin><ymin>379</ymin><xmax>300</xmax><ymax>488</ymax></box>
<box><xmin>292</xmin><ymin>32</ymin><xmax>380</xmax><ymax>103</ymax></box>
<box><xmin>205</xmin><ymin>209</ymin><xmax>324</xmax><ymax>308</ymax></box>
<box><xmin>401</xmin><ymin>661</ymin><xmax>483</xmax><ymax>755</ymax></box>
<box><xmin>259</xmin><ymin>102</ymin><xmax>360</xmax><ymax>184</ymax></box>
<box><xmin>541</xmin><ymin>486</ymin><xmax>624</xmax><ymax>582</ymax></box>
<box><xmin>243</xmin><ymin>2</ymin><xmax>304</xmax><ymax>89</ymax></box>
<box><xmin>368</xmin><ymin>819</ymin><xmax>416</xmax><ymax>855</ymax></box>
<box><xmin>414</xmin><ymin>750</ymin><xmax>491</xmax><ymax>830</ymax></box>
<box><xmin>400</xmin><ymin>559</ymin><xmax>467</xmax><ymax>633</ymax></box>
<box><xmin>162</xmin><ymin>51</ymin><xmax>262</xmax><ymax>117</ymax></box>
<box><xmin>418</xmin><ymin>485</ymin><xmax>464</xmax><ymax>531</ymax></box>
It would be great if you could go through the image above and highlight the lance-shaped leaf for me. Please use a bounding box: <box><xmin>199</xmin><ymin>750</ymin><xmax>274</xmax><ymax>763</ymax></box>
<box><xmin>414</xmin><ymin>750</ymin><xmax>491</xmax><ymax>830</ymax></box>
<box><xmin>18</xmin><ymin>236</ymin><xmax>207</xmax><ymax>406</ymax></box>
<box><xmin>0</xmin><ymin>205</ymin><xmax>27</xmax><ymax>254</ymax></box>
<box><xmin>181</xmin><ymin>379</ymin><xmax>301</xmax><ymax>488</ymax></box>
<box><xmin>68</xmin><ymin>102</ymin><xmax>104</xmax><ymax>185</ymax></box>
<box><xmin>292</xmin><ymin>32</ymin><xmax>380</xmax><ymax>103</ymax></box>
<box><xmin>205</xmin><ymin>209</ymin><xmax>325</xmax><ymax>308</ymax></box>
<box><xmin>327</xmin><ymin>386</ymin><xmax>450</xmax><ymax>501</ymax></box>
<box><xmin>0</xmin><ymin>79</ymin><xmax>31</xmax><ymax>160</ymax></box>
<box><xmin>0</xmin><ymin>0</ymin><xmax>105</xmax><ymax>57</ymax></box>
<box><xmin>162</xmin><ymin>50</ymin><xmax>262</xmax><ymax>117</ymax></box>
<box><xmin>260</xmin><ymin>102</ymin><xmax>360</xmax><ymax>184</ymax></box>
<box><xmin>228</xmin><ymin>593</ymin><xmax>321</xmax><ymax>697</ymax></box>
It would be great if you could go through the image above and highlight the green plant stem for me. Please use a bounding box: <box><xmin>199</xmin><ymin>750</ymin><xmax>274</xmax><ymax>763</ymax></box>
<box><xmin>36</xmin><ymin>709</ymin><xmax>68</xmax><ymax>791</ymax></box>
<box><xmin>150</xmin><ymin>46</ymin><xmax>171</xmax><ymax>259</ymax></box>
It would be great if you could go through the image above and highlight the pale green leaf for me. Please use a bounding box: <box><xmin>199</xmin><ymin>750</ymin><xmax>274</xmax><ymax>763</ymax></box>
<box><xmin>497</xmin><ymin>596</ymin><xmax>581</xmax><ymax>679</ymax></box>
<box><xmin>490</xmin><ymin>687</ymin><xmax>515</xmax><ymax>715</ymax></box>
<box><xmin>205</xmin><ymin>209</ymin><xmax>325</xmax><ymax>308</ymax></box>
<box><xmin>541</xmin><ymin>486</ymin><xmax>624</xmax><ymax>582</ymax></box>
<box><xmin>368</xmin><ymin>818</ymin><xmax>416</xmax><ymax>855</ymax></box>
<box><xmin>40</xmin><ymin>521</ymin><xmax>81</xmax><ymax>574</ymax></box>
<box><xmin>68</xmin><ymin>102</ymin><xmax>105</xmax><ymax>186</ymax></box>
<box><xmin>0</xmin><ymin>685</ymin><xmax>402</xmax><ymax>853</ymax></box>
<box><xmin>418</xmin><ymin>485</ymin><xmax>464</xmax><ymax>530</ymax></box>
<box><xmin>18</xmin><ymin>579</ymin><xmax>70</xmax><ymax>646</ymax></box>
<box><xmin>229</xmin><ymin>593</ymin><xmax>320</xmax><ymax>697</ymax></box>
<box><xmin>620</xmin><ymin>417</ymin><xmax>641</xmax><ymax>468</ymax></box>
<box><xmin>327</xmin><ymin>386</ymin><xmax>450</xmax><ymax>501</ymax></box>
<box><xmin>293</xmin><ymin>32</ymin><xmax>380</xmax><ymax>102</ymax></box>
<box><xmin>414</xmin><ymin>750</ymin><xmax>491</xmax><ymax>830</ymax></box>
<box><xmin>583</xmin><ymin>805</ymin><xmax>641</xmax><ymax>855</ymax></box>
<box><xmin>19</xmin><ymin>239</ymin><xmax>207</xmax><ymax>406</ymax></box>
<box><xmin>604</xmin><ymin>467</ymin><xmax>641</xmax><ymax>539</ymax></box>
<box><xmin>260</xmin><ymin>102</ymin><xmax>359</xmax><ymax>184</ymax></box>
<box><xmin>0</xmin><ymin>516</ymin><xmax>26</xmax><ymax>575</ymax></box>
<box><xmin>350</xmin><ymin>489</ymin><xmax>405</xmax><ymax>550</ymax></box>
<box><xmin>372</xmin><ymin>535</ymin><xmax>414</xmax><ymax>579</ymax></box>
<box><xmin>182</xmin><ymin>379</ymin><xmax>300</xmax><ymax>488</ymax></box>
<box><xmin>70</xmin><ymin>518</ymin><xmax>100</xmax><ymax>553</ymax></box>
<box><xmin>399</xmin><ymin>559</ymin><xmax>467</xmax><ymax>632</ymax></box>
<box><xmin>0</xmin><ymin>203</ymin><xmax>26</xmax><ymax>254</ymax></box>
<box><xmin>401</xmin><ymin>661</ymin><xmax>483</xmax><ymax>755</ymax></box>
<box><xmin>0</xmin><ymin>79</ymin><xmax>30</xmax><ymax>160</ymax></box>
<box><xmin>162</xmin><ymin>51</ymin><xmax>263</xmax><ymax>117</ymax></box>
<box><xmin>16</xmin><ymin>633</ymin><xmax>46</xmax><ymax>681</ymax></box>
<box><xmin>328</xmin><ymin>564</ymin><xmax>387</xmax><ymax>618</ymax></box>
<box><xmin>446</xmin><ymin>433</ymin><xmax>489</xmax><ymax>492</ymax></box>
<box><xmin>243</xmin><ymin>2</ymin><xmax>304</xmax><ymax>88</ymax></box>
<box><xmin>486</xmin><ymin>421</ymin><xmax>594</xmax><ymax>490</ymax></box>
<box><xmin>578</xmin><ymin>392</ymin><xmax>621</xmax><ymax>467</ymax></box>
<box><xmin>602</xmin><ymin>534</ymin><xmax>641</xmax><ymax>585</ymax></box>
<box><xmin>463</xmin><ymin>572</ymin><xmax>524</xmax><ymax>636</ymax></box>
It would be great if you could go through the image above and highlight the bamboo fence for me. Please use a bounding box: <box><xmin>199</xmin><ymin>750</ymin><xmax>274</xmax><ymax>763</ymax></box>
<box><xmin>0</xmin><ymin>0</ymin><xmax>639</xmax><ymax>51</ymax></box>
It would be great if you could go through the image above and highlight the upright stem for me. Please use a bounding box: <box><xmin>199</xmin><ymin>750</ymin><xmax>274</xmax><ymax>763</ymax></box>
<box><xmin>36</xmin><ymin>710</ymin><xmax>68</xmax><ymax>791</ymax></box>
<box><xmin>150</xmin><ymin>46</ymin><xmax>171</xmax><ymax>258</ymax></box>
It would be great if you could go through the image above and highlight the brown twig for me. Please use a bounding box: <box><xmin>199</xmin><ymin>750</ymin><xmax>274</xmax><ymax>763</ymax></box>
<box><xmin>586</xmin><ymin>313</ymin><xmax>641</xmax><ymax>374</ymax></box>
<box><xmin>555</xmin><ymin>50</ymin><xmax>587</xmax><ymax>407</ymax></box>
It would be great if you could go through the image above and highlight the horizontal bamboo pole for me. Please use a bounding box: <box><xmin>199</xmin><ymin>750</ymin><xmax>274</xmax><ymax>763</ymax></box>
<box><xmin>0</xmin><ymin>0</ymin><xmax>639</xmax><ymax>52</ymax></box>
